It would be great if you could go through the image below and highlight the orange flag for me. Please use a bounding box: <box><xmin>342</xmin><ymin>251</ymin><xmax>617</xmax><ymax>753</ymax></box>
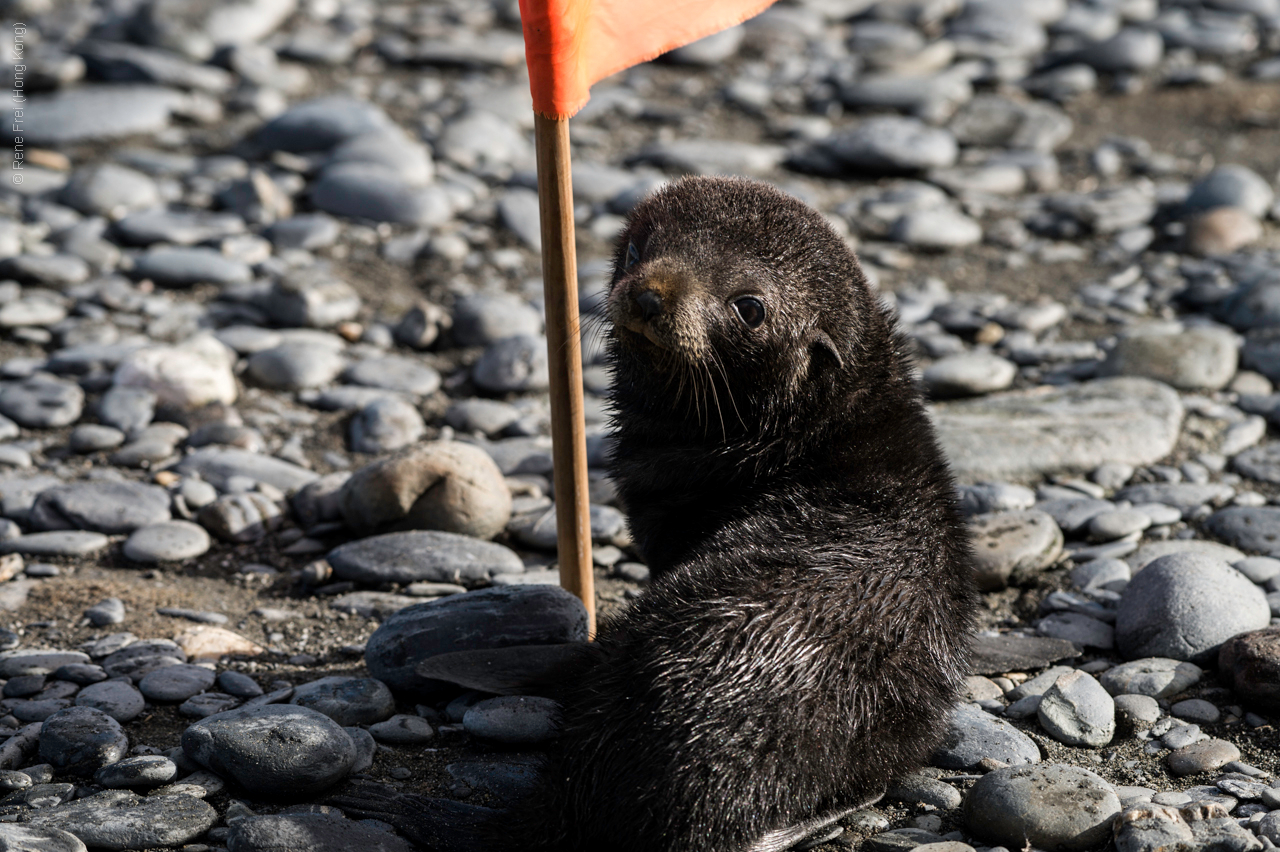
<box><xmin>518</xmin><ymin>0</ymin><xmax>778</xmax><ymax>119</ymax></box>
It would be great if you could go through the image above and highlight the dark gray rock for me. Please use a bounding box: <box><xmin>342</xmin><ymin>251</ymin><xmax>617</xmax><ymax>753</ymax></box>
<box><xmin>472</xmin><ymin>335</ymin><xmax>550</xmax><ymax>394</ymax></box>
<box><xmin>312</xmin><ymin>164</ymin><xmax>451</xmax><ymax>226</ymax></box>
<box><xmin>289</xmin><ymin>677</ymin><xmax>395</xmax><ymax>726</ymax></box>
<box><xmin>23</xmin><ymin>791</ymin><xmax>217</xmax><ymax>850</ymax></box>
<box><xmin>463</xmin><ymin>696</ymin><xmax>561</xmax><ymax>744</ymax></box>
<box><xmin>328</xmin><ymin>531</ymin><xmax>523</xmax><ymax>585</ymax></box>
<box><xmin>74</xmin><ymin>680</ymin><xmax>145</xmax><ymax>723</ymax></box>
<box><xmin>93</xmin><ymin>755</ymin><xmax>177</xmax><ymax>789</ymax></box>
<box><xmin>1</xmin><ymin>86</ymin><xmax>186</xmax><ymax>144</ymax></box>
<box><xmin>964</xmin><ymin>764</ymin><xmax>1121</xmax><ymax>851</ymax></box>
<box><xmin>930</xmin><ymin>703</ymin><xmax>1041</xmax><ymax>770</ymax></box>
<box><xmin>37</xmin><ymin>706</ymin><xmax>128</xmax><ymax>777</ymax></box>
<box><xmin>0</xmin><ymin>825</ymin><xmax>87</xmax><ymax>852</ymax></box>
<box><xmin>226</xmin><ymin>813</ymin><xmax>417</xmax><ymax>852</ymax></box>
<box><xmin>28</xmin><ymin>481</ymin><xmax>171</xmax><ymax>534</ymax></box>
<box><xmin>825</xmin><ymin>116</ymin><xmax>958</xmax><ymax>173</ymax></box>
<box><xmin>254</xmin><ymin>97</ymin><xmax>393</xmax><ymax>153</ymax></box>
<box><xmin>365</xmin><ymin>585</ymin><xmax>589</xmax><ymax>696</ymax></box>
<box><xmin>174</xmin><ymin>447</ymin><xmax>319</xmax><ymax>493</ymax></box>
<box><xmin>182</xmin><ymin>704</ymin><xmax>356</xmax><ymax>797</ymax></box>
<box><xmin>1206</xmin><ymin>506</ymin><xmax>1280</xmax><ymax>554</ymax></box>
<box><xmin>138</xmin><ymin>664</ymin><xmax>215</xmax><ymax>702</ymax></box>
<box><xmin>0</xmin><ymin>377</ymin><xmax>84</xmax><ymax>428</ymax></box>
<box><xmin>132</xmin><ymin>247</ymin><xmax>252</xmax><ymax>288</ymax></box>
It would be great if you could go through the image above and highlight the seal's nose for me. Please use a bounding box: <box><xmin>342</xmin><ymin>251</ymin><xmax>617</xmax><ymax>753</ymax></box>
<box><xmin>636</xmin><ymin>289</ymin><xmax>663</xmax><ymax>321</ymax></box>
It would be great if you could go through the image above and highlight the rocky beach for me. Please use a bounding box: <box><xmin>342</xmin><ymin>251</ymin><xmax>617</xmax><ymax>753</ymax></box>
<box><xmin>0</xmin><ymin>0</ymin><xmax>1278</xmax><ymax>849</ymax></box>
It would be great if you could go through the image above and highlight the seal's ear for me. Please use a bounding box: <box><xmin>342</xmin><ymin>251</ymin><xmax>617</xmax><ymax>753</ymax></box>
<box><xmin>809</xmin><ymin>328</ymin><xmax>844</xmax><ymax>371</ymax></box>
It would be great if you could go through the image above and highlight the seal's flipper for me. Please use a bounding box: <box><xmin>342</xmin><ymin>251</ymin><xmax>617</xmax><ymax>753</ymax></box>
<box><xmin>747</xmin><ymin>794</ymin><xmax>885</xmax><ymax>852</ymax></box>
<box><xmin>327</xmin><ymin>780</ymin><xmax>500</xmax><ymax>851</ymax></box>
<box><xmin>414</xmin><ymin>642</ymin><xmax>603</xmax><ymax>696</ymax></box>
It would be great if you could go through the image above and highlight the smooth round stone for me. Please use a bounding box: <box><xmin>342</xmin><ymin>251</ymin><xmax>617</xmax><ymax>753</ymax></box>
<box><xmin>329</xmin><ymin>530</ymin><xmax>523</xmax><ymax>585</ymax></box>
<box><xmin>393</xmin><ymin>300</ymin><xmax>450</xmax><ymax>350</ymax></box>
<box><xmin>246</xmin><ymin>341</ymin><xmax>346</xmax><ymax>390</ymax></box>
<box><xmin>226</xmin><ymin>813</ymin><xmax>418</xmax><ymax>852</ymax></box>
<box><xmin>1218</xmin><ymin>628</ymin><xmax>1280</xmax><ymax>711</ymax></box>
<box><xmin>349</xmin><ymin>397</ymin><xmax>426</xmax><ymax>455</ymax></box>
<box><xmin>38</xmin><ymin>706</ymin><xmax>129</xmax><ymax>777</ymax></box>
<box><xmin>472</xmin><ymin>335</ymin><xmax>550</xmax><ymax>394</ymax></box>
<box><xmin>101</xmin><ymin>640</ymin><xmax>186</xmax><ymax>681</ymax></box>
<box><xmin>892</xmin><ymin>207</ymin><xmax>983</xmax><ymax>249</ymax></box>
<box><xmin>180</xmin><ymin>692</ymin><xmax>243</xmax><ymax>718</ymax></box>
<box><xmin>1088</xmin><ymin>509</ymin><xmax>1152</xmax><ymax>542</ymax></box>
<box><xmin>1206</xmin><ymin>506</ymin><xmax>1280</xmax><ymax>554</ymax></box>
<box><xmin>0</xmin><ymin>650</ymin><xmax>90</xmax><ymax>678</ymax></box>
<box><xmin>930</xmin><ymin>703</ymin><xmax>1040</xmax><ymax>770</ymax></box>
<box><xmin>368</xmin><ymin>714</ymin><xmax>436</xmax><ymax>745</ymax></box>
<box><xmin>74</xmin><ymin>680</ymin><xmax>145</xmax><ymax>723</ymax></box>
<box><xmin>964</xmin><ymin>764</ymin><xmax>1121</xmax><ymax>851</ymax></box>
<box><xmin>0</xmin><ymin>254</ymin><xmax>90</xmax><ymax>287</ymax></box>
<box><xmin>198</xmin><ymin>493</ymin><xmax>282</xmax><ymax>543</ymax></box>
<box><xmin>364</xmin><ymin>585</ymin><xmax>589</xmax><ymax>696</ymax></box>
<box><xmin>1233</xmin><ymin>444</ymin><xmax>1280</xmax><ymax>484</ymax></box>
<box><xmin>61</xmin><ymin>164</ymin><xmax>159</xmax><ymax>217</ymax></box>
<box><xmin>22</xmin><ymin>791</ymin><xmax>217</xmax><ymax>849</ymax></box>
<box><xmin>451</xmin><ymin>293</ymin><xmax>542</xmax><ymax>347</ymax></box>
<box><xmin>826</xmin><ymin>115</ymin><xmax>958</xmax><ymax>172</ymax></box>
<box><xmin>55</xmin><ymin>664</ymin><xmax>108</xmax><ymax>685</ymax></box>
<box><xmin>1167</xmin><ymin>739</ymin><xmax>1241</xmax><ymax>776</ymax></box>
<box><xmin>97</xmin><ymin>386</ymin><xmax>155</xmax><ymax>433</ymax></box>
<box><xmin>263</xmin><ymin>267</ymin><xmax>361</xmax><ymax>329</ymax></box>
<box><xmin>123</xmin><ymin>520</ymin><xmax>211</xmax><ymax>562</ymax></box>
<box><xmin>69</xmin><ymin>424</ymin><xmax>127</xmax><ymax>453</ymax></box>
<box><xmin>1126</xmin><ymin>539</ymin><xmax>1245</xmax><ymax>573</ymax></box>
<box><xmin>132</xmin><ymin>247</ymin><xmax>252</xmax><ymax>287</ymax></box>
<box><xmin>175</xmin><ymin>447</ymin><xmax>319</xmax><ymax>493</ymax></box>
<box><xmin>1099</xmin><ymin>657</ymin><xmax>1203</xmax><ymax>698</ymax></box>
<box><xmin>1115</xmin><ymin>483</ymin><xmax>1234</xmax><ymax>515</ymax></box>
<box><xmin>338</xmin><ymin>441</ymin><xmax>512</xmax><ymax>539</ymax></box>
<box><xmin>956</xmin><ymin>483</ymin><xmax>1036</xmax><ymax>516</ymax></box>
<box><xmin>266</xmin><ymin>214</ymin><xmax>341</xmax><ymax>250</ymax></box>
<box><xmin>113</xmin><ymin>336</ymin><xmax>238</xmax><ymax>410</ymax></box>
<box><xmin>1185</xmin><ymin>207</ymin><xmax>1263</xmax><ymax>257</ymax></box>
<box><xmin>1037</xmin><ymin>670</ymin><xmax>1115</xmax><ymax>748</ymax></box>
<box><xmin>94</xmin><ymin>755</ymin><xmax>177</xmax><ymax>789</ymax></box>
<box><xmin>1036</xmin><ymin>612</ymin><xmax>1114</xmax><ymax>649</ymax></box>
<box><xmin>115</xmin><ymin>208</ymin><xmax>245</xmax><ymax>246</ymax></box>
<box><xmin>1114</xmin><ymin>694</ymin><xmax>1161</xmax><ymax>732</ymax></box>
<box><xmin>311</xmin><ymin>163</ymin><xmax>451</xmax><ymax>226</ymax></box>
<box><xmin>1184</xmin><ymin>164</ymin><xmax>1275</xmax><ymax>219</ymax></box>
<box><xmin>1234</xmin><ymin>556</ymin><xmax>1280</xmax><ymax>584</ymax></box>
<box><xmin>1079</xmin><ymin>26</ymin><xmax>1163</xmax><ymax>71</ymax></box>
<box><xmin>344</xmin><ymin>356</ymin><xmax>441</xmax><ymax>395</ymax></box>
<box><xmin>28</xmin><ymin>481</ymin><xmax>171</xmax><ymax>535</ymax></box>
<box><xmin>463</xmin><ymin>696</ymin><xmax>560</xmax><ymax>745</ymax></box>
<box><xmin>138</xmin><ymin>664</ymin><xmax>216</xmax><ymax>702</ymax></box>
<box><xmin>0</xmin><ymin>531</ymin><xmax>111</xmax><ymax>557</ymax></box>
<box><xmin>886</xmin><ymin>773</ymin><xmax>963</xmax><ymax>811</ymax></box>
<box><xmin>85</xmin><ymin>597</ymin><xmax>126</xmax><ymax>627</ymax></box>
<box><xmin>1116</xmin><ymin>553</ymin><xmax>1270</xmax><ymax>663</ymax></box>
<box><xmin>924</xmin><ymin>352</ymin><xmax>1016</xmax><ymax>397</ymax></box>
<box><xmin>181</xmin><ymin>704</ymin><xmax>357</xmax><ymax>797</ymax></box>
<box><xmin>1071</xmin><ymin>558</ymin><xmax>1130</xmax><ymax>590</ymax></box>
<box><xmin>968</xmin><ymin>510</ymin><xmax>1063</xmax><ymax>591</ymax></box>
<box><xmin>217</xmin><ymin>671</ymin><xmax>263</xmax><ymax>699</ymax></box>
<box><xmin>0</xmin><ymin>825</ymin><xmax>88</xmax><ymax>852</ymax></box>
<box><xmin>0</xmin><ymin>298</ymin><xmax>68</xmax><ymax>329</ymax></box>
<box><xmin>1099</xmin><ymin>324</ymin><xmax>1238</xmax><ymax>391</ymax></box>
<box><xmin>1171</xmin><ymin>698</ymin><xmax>1220</xmax><ymax>724</ymax></box>
<box><xmin>444</xmin><ymin>399</ymin><xmax>522</xmax><ymax>436</ymax></box>
<box><xmin>254</xmin><ymin>97</ymin><xmax>392</xmax><ymax>152</ymax></box>
<box><xmin>0</xmin><ymin>376</ymin><xmax>84</xmax><ymax>428</ymax></box>
<box><xmin>289</xmin><ymin>677</ymin><xmax>394</xmax><ymax>726</ymax></box>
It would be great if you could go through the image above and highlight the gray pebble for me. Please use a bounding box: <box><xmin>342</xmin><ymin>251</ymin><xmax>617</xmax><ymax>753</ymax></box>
<box><xmin>290</xmin><ymin>676</ymin><xmax>395</xmax><ymax>726</ymax></box>
<box><xmin>74</xmin><ymin>679</ymin><xmax>145</xmax><ymax>723</ymax></box>
<box><xmin>964</xmin><ymin>764</ymin><xmax>1121</xmax><ymax>851</ymax></box>
<box><xmin>22</xmin><ymin>790</ymin><xmax>217</xmax><ymax>849</ymax></box>
<box><xmin>368</xmin><ymin>714</ymin><xmax>435</xmax><ymax>744</ymax></box>
<box><xmin>29</xmin><ymin>481</ymin><xmax>171</xmax><ymax>535</ymax></box>
<box><xmin>1170</xmin><ymin>698</ymin><xmax>1220</xmax><ymax>724</ymax></box>
<box><xmin>123</xmin><ymin>520</ymin><xmax>211</xmax><ymax>562</ymax></box>
<box><xmin>37</xmin><ymin>705</ymin><xmax>129</xmax><ymax>777</ymax></box>
<box><xmin>132</xmin><ymin>247</ymin><xmax>252</xmax><ymax>287</ymax></box>
<box><xmin>463</xmin><ymin>695</ymin><xmax>560</xmax><ymax>745</ymax></box>
<box><xmin>1167</xmin><ymin>739</ymin><xmax>1241</xmax><ymax>776</ymax></box>
<box><xmin>84</xmin><ymin>597</ymin><xmax>126</xmax><ymax>627</ymax></box>
<box><xmin>217</xmin><ymin>671</ymin><xmax>264</xmax><ymax>698</ymax></box>
<box><xmin>349</xmin><ymin>397</ymin><xmax>426</xmax><ymax>454</ymax></box>
<box><xmin>1113</xmin><ymin>694</ymin><xmax>1161</xmax><ymax>732</ymax></box>
<box><xmin>226</xmin><ymin>813</ymin><xmax>417</xmax><ymax>852</ymax></box>
<box><xmin>1037</xmin><ymin>670</ymin><xmax>1115</xmax><ymax>747</ymax></box>
<box><xmin>93</xmin><ymin>755</ymin><xmax>177</xmax><ymax>789</ymax></box>
<box><xmin>1099</xmin><ymin>657</ymin><xmax>1203</xmax><ymax>697</ymax></box>
<box><xmin>139</xmin><ymin>664</ymin><xmax>216</xmax><ymax>702</ymax></box>
<box><xmin>246</xmin><ymin>341</ymin><xmax>346</xmax><ymax>390</ymax></box>
<box><xmin>0</xmin><ymin>376</ymin><xmax>84</xmax><ymax>428</ymax></box>
<box><xmin>930</xmin><ymin>703</ymin><xmax>1041</xmax><ymax>770</ymax></box>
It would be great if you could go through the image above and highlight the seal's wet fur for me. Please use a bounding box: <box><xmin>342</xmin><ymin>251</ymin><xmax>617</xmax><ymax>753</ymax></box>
<box><xmin>335</xmin><ymin>176</ymin><xmax>977</xmax><ymax>852</ymax></box>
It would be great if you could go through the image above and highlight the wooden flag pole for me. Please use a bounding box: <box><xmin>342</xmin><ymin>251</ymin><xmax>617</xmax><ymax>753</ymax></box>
<box><xmin>533</xmin><ymin>112</ymin><xmax>595</xmax><ymax>636</ymax></box>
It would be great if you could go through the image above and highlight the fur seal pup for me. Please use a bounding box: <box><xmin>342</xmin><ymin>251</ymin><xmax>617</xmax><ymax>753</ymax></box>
<box><xmin>334</xmin><ymin>176</ymin><xmax>977</xmax><ymax>852</ymax></box>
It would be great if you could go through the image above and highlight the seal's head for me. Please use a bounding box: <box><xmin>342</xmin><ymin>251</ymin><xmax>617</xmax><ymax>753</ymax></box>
<box><xmin>607</xmin><ymin>176</ymin><xmax>905</xmax><ymax>438</ymax></box>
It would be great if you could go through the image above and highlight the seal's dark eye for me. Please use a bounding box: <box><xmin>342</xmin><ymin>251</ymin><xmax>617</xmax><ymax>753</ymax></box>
<box><xmin>625</xmin><ymin>242</ymin><xmax>640</xmax><ymax>269</ymax></box>
<box><xmin>733</xmin><ymin>297</ymin><xmax>765</xmax><ymax>328</ymax></box>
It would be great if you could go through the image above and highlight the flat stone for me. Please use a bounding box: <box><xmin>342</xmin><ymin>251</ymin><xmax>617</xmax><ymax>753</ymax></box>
<box><xmin>1206</xmin><ymin>507</ymin><xmax>1280</xmax><ymax>554</ymax></box>
<box><xmin>0</xmin><ymin>650</ymin><xmax>90</xmax><ymax>678</ymax></box>
<box><xmin>264</xmin><ymin>267</ymin><xmax>361</xmax><ymax>329</ymax></box>
<box><xmin>311</xmin><ymin>163</ymin><xmax>451</xmax><ymax>226</ymax></box>
<box><xmin>138</xmin><ymin>664</ymin><xmax>216</xmax><ymax>702</ymax></box>
<box><xmin>969</xmin><ymin>634</ymin><xmax>1080</xmax><ymax>675</ymax></box>
<box><xmin>93</xmin><ymin>755</ymin><xmax>177</xmax><ymax>789</ymax></box>
<box><xmin>328</xmin><ymin>531</ymin><xmax>523</xmax><ymax>585</ymax></box>
<box><xmin>123</xmin><ymin>520</ymin><xmax>211</xmax><ymax>562</ymax></box>
<box><xmin>1185</xmin><ymin>165</ymin><xmax>1275</xmax><ymax>219</ymax></box>
<box><xmin>226</xmin><ymin>813</ymin><xmax>418</xmax><ymax>852</ymax></box>
<box><xmin>289</xmin><ymin>676</ymin><xmax>395</xmax><ymax>726</ymax></box>
<box><xmin>246</xmin><ymin>341</ymin><xmax>346</xmax><ymax>390</ymax></box>
<box><xmin>2</xmin><ymin>86</ymin><xmax>186</xmax><ymax>145</ymax></box>
<box><xmin>0</xmin><ymin>531</ymin><xmax>110</xmax><ymax>557</ymax></box>
<box><xmin>964</xmin><ymin>764</ymin><xmax>1121</xmax><ymax>851</ymax></box>
<box><xmin>181</xmin><ymin>704</ymin><xmax>356</xmax><ymax>797</ymax></box>
<box><xmin>28</xmin><ymin>481</ymin><xmax>171</xmax><ymax>535</ymax></box>
<box><xmin>826</xmin><ymin>116</ymin><xmax>958</xmax><ymax>173</ymax></box>
<box><xmin>1114</xmin><ymin>483</ymin><xmax>1235</xmax><ymax>514</ymax></box>
<box><xmin>0</xmin><ymin>825</ymin><xmax>87</xmax><ymax>852</ymax></box>
<box><xmin>463</xmin><ymin>695</ymin><xmax>561</xmax><ymax>745</ymax></box>
<box><xmin>452</xmin><ymin>293</ymin><xmax>542</xmax><ymax>347</ymax></box>
<box><xmin>1117</xmin><ymin>553</ymin><xmax>1270</xmax><ymax>663</ymax></box>
<box><xmin>344</xmin><ymin>355</ymin><xmax>441</xmax><ymax>396</ymax></box>
<box><xmin>364</xmin><ymin>585</ymin><xmax>589</xmax><ymax>697</ymax></box>
<box><xmin>114</xmin><ymin>208</ymin><xmax>245</xmax><ymax>246</ymax></box>
<box><xmin>368</xmin><ymin>714</ymin><xmax>435</xmax><ymax>745</ymax></box>
<box><xmin>472</xmin><ymin>335</ymin><xmax>550</xmax><ymax>394</ymax></box>
<box><xmin>1036</xmin><ymin>612</ymin><xmax>1115</xmax><ymax>649</ymax></box>
<box><xmin>923</xmin><ymin>352</ymin><xmax>1015</xmax><ymax>397</ymax></box>
<box><xmin>1126</xmin><ymin>540</ymin><xmax>1246</xmax><ymax>573</ymax></box>
<box><xmin>132</xmin><ymin>247</ymin><xmax>251</xmax><ymax>288</ymax></box>
<box><xmin>1167</xmin><ymin>739</ymin><xmax>1241</xmax><ymax>776</ymax></box>
<box><xmin>0</xmin><ymin>377</ymin><xmax>84</xmax><ymax>428</ymax></box>
<box><xmin>37</xmin><ymin>706</ymin><xmax>129</xmax><ymax>777</ymax></box>
<box><xmin>175</xmin><ymin>447</ymin><xmax>319</xmax><ymax>493</ymax></box>
<box><xmin>934</xmin><ymin>378</ymin><xmax>1183</xmax><ymax>484</ymax></box>
<box><xmin>969</xmin><ymin>510</ymin><xmax>1063</xmax><ymax>591</ymax></box>
<box><xmin>930</xmin><ymin>703</ymin><xmax>1041</xmax><ymax>770</ymax></box>
<box><xmin>1099</xmin><ymin>324</ymin><xmax>1238</xmax><ymax>391</ymax></box>
<box><xmin>1037</xmin><ymin>670</ymin><xmax>1115</xmax><ymax>747</ymax></box>
<box><xmin>74</xmin><ymin>680</ymin><xmax>145</xmax><ymax>723</ymax></box>
<box><xmin>23</xmin><ymin>791</ymin><xmax>217</xmax><ymax>850</ymax></box>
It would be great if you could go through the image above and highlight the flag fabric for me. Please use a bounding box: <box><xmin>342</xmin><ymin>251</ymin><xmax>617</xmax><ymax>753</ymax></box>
<box><xmin>518</xmin><ymin>0</ymin><xmax>778</xmax><ymax>119</ymax></box>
